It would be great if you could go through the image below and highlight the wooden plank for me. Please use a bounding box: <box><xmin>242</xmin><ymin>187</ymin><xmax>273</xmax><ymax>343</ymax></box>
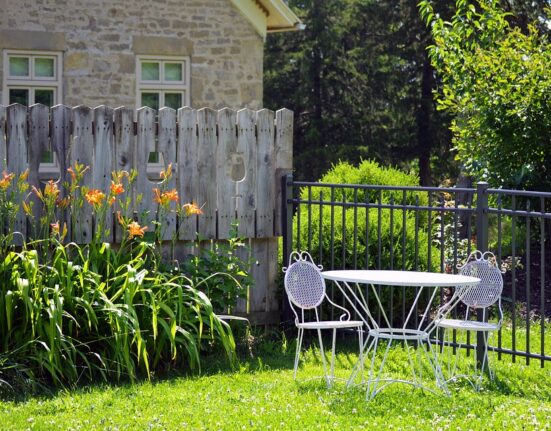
<box><xmin>249</xmin><ymin>238</ymin><xmax>269</xmax><ymax>315</ymax></box>
<box><xmin>274</xmin><ymin>108</ymin><xmax>294</xmax><ymax>236</ymax></box>
<box><xmin>27</xmin><ymin>104</ymin><xmax>50</xmax><ymax>239</ymax></box>
<box><xmin>255</xmin><ymin>109</ymin><xmax>275</xmax><ymax>238</ymax></box>
<box><xmin>216</xmin><ymin>108</ymin><xmax>237</xmax><ymax>239</ymax></box>
<box><xmin>93</xmin><ymin>105</ymin><xmax>114</xmax><ymax>241</ymax></box>
<box><xmin>135</xmin><ymin>107</ymin><xmax>157</xmax><ymax>233</ymax></box>
<box><xmin>6</xmin><ymin>104</ymin><xmax>28</xmax><ymax>242</ymax></box>
<box><xmin>177</xmin><ymin>107</ymin><xmax>198</xmax><ymax>240</ymax></box>
<box><xmin>113</xmin><ymin>107</ymin><xmax>135</xmax><ymax>243</ymax></box>
<box><xmin>71</xmin><ymin>105</ymin><xmax>94</xmax><ymax>243</ymax></box>
<box><xmin>0</xmin><ymin>106</ymin><xmax>6</xmax><ymax>168</ymax></box>
<box><xmin>265</xmin><ymin>238</ymin><xmax>279</xmax><ymax>314</ymax></box>
<box><xmin>51</xmin><ymin>104</ymin><xmax>71</xmax><ymax>233</ymax></box>
<box><xmin>235</xmin><ymin>108</ymin><xmax>256</xmax><ymax>238</ymax></box>
<box><xmin>196</xmin><ymin>108</ymin><xmax>217</xmax><ymax>239</ymax></box>
<box><xmin>157</xmin><ymin>107</ymin><xmax>177</xmax><ymax>241</ymax></box>
<box><xmin>233</xmin><ymin>239</ymin><xmax>250</xmax><ymax>314</ymax></box>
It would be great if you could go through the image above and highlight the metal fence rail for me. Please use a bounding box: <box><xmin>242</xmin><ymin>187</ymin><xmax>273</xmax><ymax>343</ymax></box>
<box><xmin>282</xmin><ymin>174</ymin><xmax>551</xmax><ymax>366</ymax></box>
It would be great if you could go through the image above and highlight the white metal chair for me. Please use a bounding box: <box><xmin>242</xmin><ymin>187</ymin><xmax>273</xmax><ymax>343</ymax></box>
<box><xmin>283</xmin><ymin>251</ymin><xmax>364</xmax><ymax>387</ymax></box>
<box><xmin>436</xmin><ymin>250</ymin><xmax>503</xmax><ymax>389</ymax></box>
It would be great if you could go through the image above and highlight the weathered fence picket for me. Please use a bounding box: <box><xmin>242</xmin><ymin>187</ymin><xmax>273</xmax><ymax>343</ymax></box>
<box><xmin>0</xmin><ymin>103</ymin><xmax>294</xmax><ymax>326</ymax></box>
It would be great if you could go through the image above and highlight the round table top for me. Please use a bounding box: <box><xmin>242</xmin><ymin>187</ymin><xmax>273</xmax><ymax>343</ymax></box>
<box><xmin>321</xmin><ymin>270</ymin><xmax>480</xmax><ymax>287</ymax></box>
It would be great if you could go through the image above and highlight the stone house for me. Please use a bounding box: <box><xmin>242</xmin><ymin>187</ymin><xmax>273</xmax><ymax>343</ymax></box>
<box><xmin>0</xmin><ymin>0</ymin><xmax>301</xmax><ymax>110</ymax></box>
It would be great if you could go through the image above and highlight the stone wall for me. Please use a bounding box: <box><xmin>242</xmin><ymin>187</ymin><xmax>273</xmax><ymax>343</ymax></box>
<box><xmin>0</xmin><ymin>0</ymin><xmax>264</xmax><ymax>109</ymax></box>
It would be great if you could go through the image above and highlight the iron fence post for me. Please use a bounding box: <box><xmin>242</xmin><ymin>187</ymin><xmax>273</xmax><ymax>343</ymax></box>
<box><xmin>476</xmin><ymin>181</ymin><xmax>489</xmax><ymax>370</ymax></box>
<box><xmin>281</xmin><ymin>173</ymin><xmax>294</xmax><ymax>326</ymax></box>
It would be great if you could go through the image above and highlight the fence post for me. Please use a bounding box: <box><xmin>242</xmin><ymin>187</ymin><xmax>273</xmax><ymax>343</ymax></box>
<box><xmin>476</xmin><ymin>181</ymin><xmax>489</xmax><ymax>370</ymax></box>
<box><xmin>281</xmin><ymin>173</ymin><xmax>294</xmax><ymax>325</ymax></box>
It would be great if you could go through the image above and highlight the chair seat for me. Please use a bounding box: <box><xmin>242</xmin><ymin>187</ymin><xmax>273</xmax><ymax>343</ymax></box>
<box><xmin>297</xmin><ymin>320</ymin><xmax>363</xmax><ymax>330</ymax></box>
<box><xmin>437</xmin><ymin>318</ymin><xmax>500</xmax><ymax>331</ymax></box>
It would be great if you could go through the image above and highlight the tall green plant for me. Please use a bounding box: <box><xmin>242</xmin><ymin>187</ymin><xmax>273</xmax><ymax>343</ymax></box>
<box><xmin>0</xmin><ymin>163</ymin><xmax>245</xmax><ymax>391</ymax></box>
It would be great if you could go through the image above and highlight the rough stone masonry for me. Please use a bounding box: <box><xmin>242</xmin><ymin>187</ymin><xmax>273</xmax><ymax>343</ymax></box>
<box><xmin>0</xmin><ymin>0</ymin><xmax>264</xmax><ymax>109</ymax></box>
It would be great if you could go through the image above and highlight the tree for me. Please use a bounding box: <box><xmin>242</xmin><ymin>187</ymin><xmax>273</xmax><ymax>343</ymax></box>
<box><xmin>420</xmin><ymin>0</ymin><xmax>551</xmax><ymax>190</ymax></box>
<box><xmin>264</xmin><ymin>0</ymin><xmax>455</xmax><ymax>184</ymax></box>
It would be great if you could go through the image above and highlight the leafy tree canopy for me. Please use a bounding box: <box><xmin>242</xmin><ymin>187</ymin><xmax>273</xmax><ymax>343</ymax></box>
<box><xmin>420</xmin><ymin>0</ymin><xmax>551</xmax><ymax>190</ymax></box>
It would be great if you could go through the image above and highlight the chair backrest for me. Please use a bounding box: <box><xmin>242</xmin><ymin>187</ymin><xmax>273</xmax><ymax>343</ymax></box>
<box><xmin>458</xmin><ymin>251</ymin><xmax>503</xmax><ymax>309</ymax></box>
<box><xmin>283</xmin><ymin>251</ymin><xmax>326</xmax><ymax>310</ymax></box>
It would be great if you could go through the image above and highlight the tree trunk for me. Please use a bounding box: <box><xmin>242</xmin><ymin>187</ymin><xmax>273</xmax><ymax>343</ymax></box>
<box><xmin>417</xmin><ymin>53</ymin><xmax>434</xmax><ymax>186</ymax></box>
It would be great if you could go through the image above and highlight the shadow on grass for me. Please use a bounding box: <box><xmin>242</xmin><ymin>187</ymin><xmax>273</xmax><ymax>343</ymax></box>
<box><xmin>2</xmin><ymin>331</ymin><xmax>550</xmax><ymax>406</ymax></box>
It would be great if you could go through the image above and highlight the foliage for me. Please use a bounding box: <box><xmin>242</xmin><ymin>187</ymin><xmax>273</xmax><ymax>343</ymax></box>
<box><xmin>0</xmin><ymin>164</ymin><xmax>248</xmax><ymax>390</ymax></box>
<box><xmin>179</xmin><ymin>226</ymin><xmax>253</xmax><ymax>314</ymax></box>
<box><xmin>420</xmin><ymin>0</ymin><xmax>551</xmax><ymax>190</ymax></box>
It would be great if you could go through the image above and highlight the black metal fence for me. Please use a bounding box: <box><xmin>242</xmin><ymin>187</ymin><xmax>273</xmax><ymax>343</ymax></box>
<box><xmin>282</xmin><ymin>174</ymin><xmax>551</xmax><ymax>366</ymax></box>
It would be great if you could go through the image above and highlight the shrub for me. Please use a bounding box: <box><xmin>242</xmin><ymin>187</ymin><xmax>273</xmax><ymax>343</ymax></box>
<box><xmin>296</xmin><ymin>160</ymin><xmax>436</xmax><ymax>271</ymax></box>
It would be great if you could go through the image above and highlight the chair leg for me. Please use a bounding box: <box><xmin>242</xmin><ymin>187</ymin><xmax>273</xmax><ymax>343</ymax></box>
<box><xmin>330</xmin><ymin>328</ymin><xmax>337</xmax><ymax>384</ymax></box>
<box><xmin>317</xmin><ymin>328</ymin><xmax>330</xmax><ymax>387</ymax></box>
<box><xmin>293</xmin><ymin>328</ymin><xmax>304</xmax><ymax>380</ymax></box>
<box><xmin>358</xmin><ymin>328</ymin><xmax>364</xmax><ymax>384</ymax></box>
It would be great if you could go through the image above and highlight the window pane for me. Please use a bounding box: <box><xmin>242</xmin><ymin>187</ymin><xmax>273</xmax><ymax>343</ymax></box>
<box><xmin>9</xmin><ymin>88</ymin><xmax>29</xmax><ymax>105</ymax></box>
<box><xmin>41</xmin><ymin>150</ymin><xmax>54</xmax><ymax>163</ymax></box>
<box><xmin>141</xmin><ymin>92</ymin><xmax>159</xmax><ymax>110</ymax></box>
<box><xmin>9</xmin><ymin>57</ymin><xmax>29</xmax><ymax>76</ymax></box>
<box><xmin>141</xmin><ymin>62</ymin><xmax>159</xmax><ymax>81</ymax></box>
<box><xmin>165</xmin><ymin>63</ymin><xmax>182</xmax><ymax>81</ymax></box>
<box><xmin>35</xmin><ymin>58</ymin><xmax>55</xmax><ymax>77</ymax></box>
<box><xmin>148</xmin><ymin>152</ymin><xmax>160</xmax><ymax>163</ymax></box>
<box><xmin>164</xmin><ymin>93</ymin><xmax>182</xmax><ymax>110</ymax></box>
<box><xmin>35</xmin><ymin>89</ymin><xmax>55</xmax><ymax>107</ymax></box>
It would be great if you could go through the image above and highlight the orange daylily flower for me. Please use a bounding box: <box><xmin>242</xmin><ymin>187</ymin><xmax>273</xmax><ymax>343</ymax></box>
<box><xmin>56</xmin><ymin>197</ymin><xmax>71</xmax><ymax>209</ymax></box>
<box><xmin>153</xmin><ymin>188</ymin><xmax>162</xmax><ymax>204</ymax></box>
<box><xmin>19</xmin><ymin>169</ymin><xmax>29</xmax><ymax>181</ymax></box>
<box><xmin>182</xmin><ymin>202</ymin><xmax>203</xmax><ymax>216</ymax></box>
<box><xmin>67</xmin><ymin>166</ymin><xmax>76</xmax><ymax>182</ymax></box>
<box><xmin>22</xmin><ymin>201</ymin><xmax>33</xmax><ymax>216</ymax></box>
<box><xmin>160</xmin><ymin>163</ymin><xmax>173</xmax><ymax>180</ymax></box>
<box><xmin>109</xmin><ymin>196</ymin><xmax>116</xmax><ymax>206</ymax></box>
<box><xmin>111</xmin><ymin>181</ymin><xmax>124</xmax><ymax>195</ymax></box>
<box><xmin>0</xmin><ymin>171</ymin><xmax>15</xmax><ymax>190</ymax></box>
<box><xmin>153</xmin><ymin>188</ymin><xmax>179</xmax><ymax>205</ymax></box>
<box><xmin>164</xmin><ymin>189</ymin><xmax>179</xmax><ymax>202</ymax></box>
<box><xmin>116</xmin><ymin>211</ymin><xmax>125</xmax><ymax>226</ymax></box>
<box><xmin>128</xmin><ymin>221</ymin><xmax>147</xmax><ymax>239</ymax></box>
<box><xmin>44</xmin><ymin>180</ymin><xmax>60</xmax><ymax>199</ymax></box>
<box><xmin>85</xmin><ymin>189</ymin><xmax>105</xmax><ymax>207</ymax></box>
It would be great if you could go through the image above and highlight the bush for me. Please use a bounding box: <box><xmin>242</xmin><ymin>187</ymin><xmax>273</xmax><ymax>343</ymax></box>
<box><xmin>296</xmin><ymin>160</ymin><xmax>436</xmax><ymax>271</ymax></box>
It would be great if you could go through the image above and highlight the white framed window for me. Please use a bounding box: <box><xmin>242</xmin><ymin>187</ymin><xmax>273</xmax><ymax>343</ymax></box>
<box><xmin>136</xmin><ymin>55</ymin><xmax>190</xmax><ymax>111</ymax></box>
<box><xmin>136</xmin><ymin>56</ymin><xmax>190</xmax><ymax>171</ymax></box>
<box><xmin>2</xmin><ymin>50</ymin><xmax>63</xmax><ymax>171</ymax></box>
<box><xmin>2</xmin><ymin>50</ymin><xmax>62</xmax><ymax>107</ymax></box>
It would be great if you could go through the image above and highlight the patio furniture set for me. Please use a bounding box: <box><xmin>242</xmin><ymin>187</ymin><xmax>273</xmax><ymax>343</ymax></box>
<box><xmin>283</xmin><ymin>250</ymin><xmax>504</xmax><ymax>400</ymax></box>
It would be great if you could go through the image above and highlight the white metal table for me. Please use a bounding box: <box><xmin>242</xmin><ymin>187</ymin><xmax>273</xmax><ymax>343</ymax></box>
<box><xmin>321</xmin><ymin>270</ymin><xmax>480</xmax><ymax>399</ymax></box>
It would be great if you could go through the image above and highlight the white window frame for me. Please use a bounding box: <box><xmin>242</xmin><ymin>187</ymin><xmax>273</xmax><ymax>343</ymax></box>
<box><xmin>136</xmin><ymin>55</ymin><xmax>190</xmax><ymax>176</ymax></box>
<box><xmin>136</xmin><ymin>55</ymin><xmax>190</xmax><ymax>110</ymax></box>
<box><xmin>2</xmin><ymin>50</ymin><xmax>63</xmax><ymax>105</ymax></box>
<box><xmin>2</xmin><ymin>50</ymin><xmax>63</xmax><ymax>177</ymax></box>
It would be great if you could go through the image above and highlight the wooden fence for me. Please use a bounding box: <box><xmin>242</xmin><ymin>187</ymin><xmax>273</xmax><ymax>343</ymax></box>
<box><xmin>0</xmin><ymin>103</ymin><xmax>293</xmax><ymax>325</ymax></box>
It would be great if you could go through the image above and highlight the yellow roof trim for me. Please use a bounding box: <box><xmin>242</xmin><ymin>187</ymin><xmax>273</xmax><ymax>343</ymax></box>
<box><xmin>229</xmin><ymin>0</ymin><xmax>302</xmax><ymax>39</ymax></box>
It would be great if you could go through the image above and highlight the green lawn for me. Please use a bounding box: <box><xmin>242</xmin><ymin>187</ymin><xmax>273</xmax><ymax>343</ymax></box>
<box><xmin>1</xmin><ymin>335</ymin><xmax>551</xmax><ymax>431</ymax></box>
